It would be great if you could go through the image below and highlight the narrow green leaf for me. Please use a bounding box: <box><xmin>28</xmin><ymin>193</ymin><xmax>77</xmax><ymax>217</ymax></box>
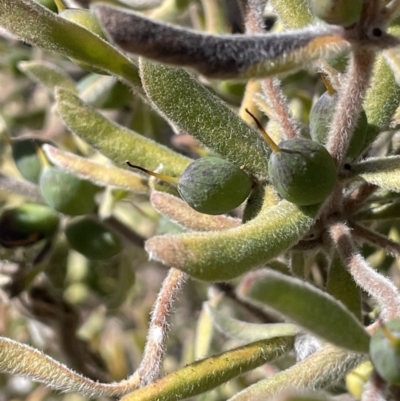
<box><xmin>353</xmin><ymin>200</ymin><xmax>400</xmax><ymax>221</ymax></box>
<box><xmin>351</xmin><ymin>156</ymin><xmax>400</xmax><ymax>192</ymax></box>
<box><xmin>0</xmin><ymin>336</ymin><xmax>123</xmax><ymax>396</ymax></box>
<box><xmin>150</xmin><ymin>191</ymin><xmax>241</xmax><ymax>231</ymax></box>
<box><xmin>145</xmin><ymin>201</ymin><xmax>319</xmax><ymax>281</ymax></box>
<box><xmin>326</xmin><ymin>252</ymin><xmax>362</xmax><ymax>322</ymax></box>
<box><xmin>243</xmin><ymin>270</ymin><xmax>369</xmax><ymax>353</ymax></box>
<box><xmin>0</xmin><ymin>0</ymin><xmax>141</xmax><ymax>88</ymax></box>
<box><xmin>208</xmin><ymin>304</ymin><xmax>299</xmax><ymax>342</ymax></box>
<box><xmin>120</xmin><ymin>337</ymin><xmax>294</xmax><ymax>401</ymax></box>
<box><xmin>139</xmin><ymin>59</ymin><xmax>269</xmax><ymax>177</ymax></box>
<box><xmin>229</xmin><ymin>345</ymin><xmax>363</xmax><ymax>401</ymax></box>
<box><xmin>43</xmin><ymin>144</ymin><xmax>149</xmax><ymax>193</ymax></box>
<box><xmin>55</xmin><ymin>87</ymin><xmax>191</xmax><ymax>177</ymax></box>
<box><xmin>94</xmin><ymin>4</ymin><xmax>349</xmax><ymax>80</ymax></box>
<box><xmin>18</xmin><ymin>60</ymin><xmax>77</xmax><ymax>93</ymax></box>
<box><xmin>270</xmin><ymin>0</ymin><xmax>313</xmax><ymax>29</ymax></box>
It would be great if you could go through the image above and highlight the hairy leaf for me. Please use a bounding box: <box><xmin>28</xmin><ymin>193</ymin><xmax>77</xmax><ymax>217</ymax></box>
<box><xmin>43</xmin><ymin>145</ymin><xmax>149</xmax><ymax>193</ymax></box>
<box><xmin>326</xmin><ymin>252</ymin><xmax>362</xmax><ymax>321</ymax></box>
<box><xmin>351</xmin><ymin>156</ymin><xmax>400</xmax><ymax>192</ymax></box>
<box><xmin>208</xmin><ymin>304</ymin><xmax>299</xmax><ymax>342</ymax></box>
<box><xmin>121</xmin><ymin>337</ymin><xmax>294</xmax><ymax>401</ymax></box>
<box><xmin>0</xmin><ymin>0</ymin><xmax>141</xmax><ymax>88</ymax></box>
<box><xmin>55</xmin><ymin>87</ymin><xmax>191</xmax><ymax>177</ymax></box>
<box><xmin>243</xmin><ymin>270</ymin><xmax>369</xmax><ymax>353</ymax></box>
<box><xmin>270</xmin><ymin>0</ymin><xmax>313</xmax><ymax>29</ymax></box>
<box><xmin>229</xmin><ymin>345</ymin><xmax>363</xmax><ymax>401</ymax></box>
<box><xmin>150</xmin><ymin>191</ymin><xmax>241</xmax><ymax>231</ymax></box>
<box><xmin>145</xmin><ymin>201</ymin><xmax>319</xmax><ymax>281</ymax></box>
<box><xmin>18</xmin><ymin>60</ymin><xmax>77</xmax><ymax>93</ymax></box>
<box><xmin>140</xmin><ymin>59</ymin><xmax>269</xmax><ymax>177</ymax></box>
<box><xmin>94</xmin><ymin>4</ymin><xmax>349</xmax><ymax>79</ymax></box>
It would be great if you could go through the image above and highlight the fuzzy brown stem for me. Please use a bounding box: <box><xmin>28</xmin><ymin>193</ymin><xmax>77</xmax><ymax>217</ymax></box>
<box><xmin>137</xmin><ymin>268</ymin><xmax>186</xmax><ymax>386</ymax></box>
<box><xmin>329</xmin><ymin>220</ymin><xmax>400</xmax><ymax>320</ymax></box>
<box><xmin>243</xmin><ymin>0</ymin><xmax>299</xmax><ymax>140</ymax></box>
<box><xmin>343</xmin><ymin>182</ymin><xmax>378</xmax><ymax>215</ymax></box>
<box><xmin>326</xmin><ymin>49</ymin><xmax>375</xmax><ymax>166</ymax></box>
<box><xmin>351</xmin><ymin>222</ymin><xmax>400</xmax><ymax>258</ymax></box>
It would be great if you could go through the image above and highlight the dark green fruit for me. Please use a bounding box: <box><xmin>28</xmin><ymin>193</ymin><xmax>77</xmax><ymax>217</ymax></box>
<box><xmin>65</xmin><ymin>217</ymin><xmax>122</xmax><ymax>260</ymax></box>
<box><xmin>0</xmin><ymin>203</ymin><xmax>59</xmax><ymax>248</ymax></box>
<box><xmin>12</xmin><ymin>137</ymin><xmax>50</xmax><ymax>184</ymax></box>
<box><xmin>127</xmin><ymin>156</ymin><xmax>253</xmax><ymax>215</ymax></box>
<box><xmin>268</xmin><ymin>138</ymin><xmax>337</xmax><ymax>206</ymax></box>
<box><xmin>309</xmin><ymin>91</ymin><xmax>367</xmax><ymax>160</ymax></box>
<box><xmin>39</xmin><ymin>166</ymin><xmax>99</xmax><ymax>215</ymax></box>
<box><xmin>177</xmin><ymin>157</ymin><xmax>253</xmax><ymax>215</ymax></box>
<box><xmin>370</xmin><ymin>319</ymin><xmax>400</xmax><ymax>385</ymax></box>
<box><xmin>309</xmin><ymin>0</ymin><xmax>363</xmax><ymax>26</ymax></box>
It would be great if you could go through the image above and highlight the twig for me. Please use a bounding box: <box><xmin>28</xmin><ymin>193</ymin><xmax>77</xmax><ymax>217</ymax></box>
<box><xmin>329</xmin><ymin>220</ymin><xmax>400</xmax><ymax>320</ymax></box>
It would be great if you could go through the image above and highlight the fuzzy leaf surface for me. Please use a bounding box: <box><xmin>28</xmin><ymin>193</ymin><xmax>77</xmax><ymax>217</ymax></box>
<box><xmin>208</xmin><ymin>304</ymin><xmax>299</xmax><ymax>342</ymax></box>
<box><xmin>121</xmin><ymin>337</ymin><xmax>294</xmax><ymax>401</ymax></box>
<box><xmin>270</xmin><ymin>0</ymin><xmax>313</xmax><ymax>28</ymax></box>
<box><xmin>146</xmin><ymin>201</ymin><xmax>319</xmax><ymax>281</ymax></box>
<box><xmin>326</xmin><ymin>252</ymin><xmax>362</xmax><ymax>321</ymax></box>
<box><xmin>18</xmin><ymin>60</ymin><xmax>77</xmax><ymax>93</ymax></box>
<box><xmin>140</xmin><ymin>59</ymin><xmax>269</xmax><ymax>177</ymax></box>
<box><xmin>0</xmin><ymin>0</ymin><xmax>141</xmax><ymax>88</ymax></box>
<box><xmin>94</xmin><ymin>4</ymin><xmax>349</xmax><ymax>79</ymax></box>
<box><xmin>150</xmin><ymin>191</ymin><xmax>241</xmax><ymax>231</ymax></box>
<box><xmin>55</xmin><ymin>87</ymin><xmax>191</xmax><ymax>177</ymax></box>
<box><xmin>244</xmin><ymin>270</ymin><xmax>369</xmax><ymax>353</ymax></box>
<box><xmin>43</xmin><ymin>145</ymin><xmax>149</xmax><ymax>193</ymax></box>
<box><xmin>351</xmin><ymin>156</ymin><xmax>400</xmax><ymax>192</ymax></box>
<box><xmin>229</xmin><ymin>345</ymin><xmax>363</xmax><ymax>401</ymax></box>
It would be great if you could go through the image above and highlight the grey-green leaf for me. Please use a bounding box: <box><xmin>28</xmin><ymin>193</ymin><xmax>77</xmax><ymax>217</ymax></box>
<box><xmin>208</xmin><ymin>304</ymin><xmax>299</xmax><ymax>342</ymax></box>
<box><xmin>351</xmin><ymin>156</ymin><xmax>400</xmax><ymax>192</ymax></box>
<box><xmin>18</xmin><ymin>60</ymin><xmax>77</xmax><ymax>93</ymax></box>
<box><xmin>243</xmin><ymin>270</ymin><xmax>369</xmax><ymax>353</ymax></box>
<box><xmin>140</xmin><ymin>59</ymin><xmax>269</xmax><ymax>177</ymax></box>
<box><xmin>94</xmin><ymin>4</ymin><xmax>348</xmax><ymax>80</ymax></box>
<box><xmin>55</xmin><ymin>87</ymin><xmax>191</xmax><ymax>177</ymax></box>
<box><xmin>145</xmin><ymin>200</ymin><xmax>319</xmax><ymax>281</ymax></box>
<box><xmin>0</xmin><ymin>0</ymin><xmax>141</xmax><ymax>89</ymax></box>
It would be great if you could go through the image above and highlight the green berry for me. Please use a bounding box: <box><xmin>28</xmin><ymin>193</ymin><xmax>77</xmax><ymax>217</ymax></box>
<box><xmin>39</xmin><ymin>166</ymin><xmax>99</xmax><ymax>215</ymax></box>
<box><xmin>0</xmin><ymin>203</ymin><xmax>59</xmax><ymax>248</ymax></box>
<box><xmin>177</xmin><ymin>157</ymin><xmax>253</xmax><ymax>215</ymax></box>
<box><xmin>12</xmin><ymin>137</ymin><xmax>50</xmax><ymax>184</ymax></box>
<box><xmin>65</xmin><ymin>216</ymin><xmax>122</xmax><ymax>260</ymax></box>
<box><xmin>309</xmin><ymin>0</ymin><xmax>363</xmax><ymax>27</ymax></box>
<box><xmin>309</xmin><ymin>91</ymin><xmax>367</xmax><ymax>160</ymax></box>
<box><xmin>370</xmin><ymin>319</ymin><xmax>400</xmax><ymax>385</ymax></box>
<box><xmin>268</xmin><ymin>138</ymin><xmax>337</xmax><ymax>206</ymax></box>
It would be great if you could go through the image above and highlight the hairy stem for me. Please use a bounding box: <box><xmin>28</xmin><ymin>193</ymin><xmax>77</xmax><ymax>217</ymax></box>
<box><xmin>326</xmin><ymin>49</ymin><xmax>375</xmax><ymax>165</ymax></box>
<box><xmin>137</xmin><ymin>268</ymin><xmax>186</xmax><ymax>386</ymax></box>
<box><xmin>329</xmin><ymin>221</ymin><xmax>400</xmax><ymax>320</ymax></box>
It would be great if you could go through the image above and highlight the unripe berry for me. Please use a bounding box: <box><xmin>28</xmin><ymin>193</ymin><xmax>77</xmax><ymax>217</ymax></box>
<box><xmin>0</xmin><ymin>203</ymin><xmax>59</xmax><ymax>248</ymax></box>
<box><xmin>65</xmin><ymin>216</ymin><xmax>122</xmax><ymax>260</ymax></box>
<box><xmin>127</xmin><ymin>156</ymin><xmax>253</xmax><ymax>215</ymax></box>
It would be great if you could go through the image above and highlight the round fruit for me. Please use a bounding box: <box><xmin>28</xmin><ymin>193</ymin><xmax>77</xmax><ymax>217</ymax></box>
<box><xmin>39</xmin><ymin>166</ymin><xmax>99</xmax><ymax>215</ymax></box>
<box><xmin>65</xmin><ymin>216</ymin><xmax>122</xmax><ymax>260</ymax></box>
<box><xmin>177</xmin><ymin>157</ymin><xmax>253</xmax><ymax>215</ymax></box>
<box><xmin>12</xmin><ymin>137</ymin><xmax>50</xmax><ymax>184</ymax></box>
<box><xmin>0</xmin><ymin>203</ymin><xmax>59</xmax><ymax>248</ymax></box>
<box><xmin>268</xmin><ymin>138</ymin><xmax>337</xmax><ymax>206</ymax></box>
<box><xmin>126</xmin><ymin>157</ymin><xmax>253</xmax><ymax>215</ymax></box>
<box><xmin>309</xmin><ymin>91</ymin><xmax>367</xmax><ymax>160</ymax></box>
<box><xmin>309</xmin><ymin>0</ymin><xmax>363</xmax><ymax>27</ymax></box>
<box><xmin>370</xmin><ymin>319</ymin><xmax>400</xmax><ymax>385</ymax></box>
